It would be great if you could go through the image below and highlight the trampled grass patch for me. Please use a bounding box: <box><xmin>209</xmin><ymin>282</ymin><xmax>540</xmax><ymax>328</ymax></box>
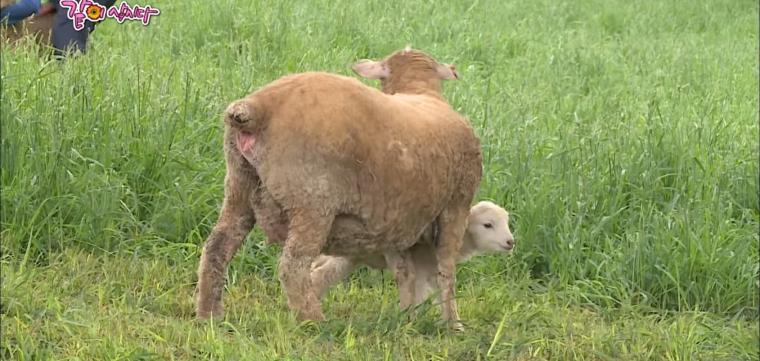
<box><xmin>1</xmin><ymin>0</ymin><xmax>758</xmax><ymax>359</ymax></box>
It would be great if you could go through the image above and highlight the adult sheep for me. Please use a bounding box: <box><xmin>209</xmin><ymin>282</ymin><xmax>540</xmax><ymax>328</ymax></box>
<box><xmin>311</xmin><ymin>201</ymin><xmax>515</xmax><ymax>305</ymax></box>
<box><xmin>195</xmin><ymin>47</ymin><xmax>482</xmax><ymax>329</ymax></box>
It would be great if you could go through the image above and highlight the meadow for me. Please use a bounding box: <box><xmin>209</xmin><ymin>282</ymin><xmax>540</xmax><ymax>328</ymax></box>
<box><xmin>1</xmin><ymin>0</ymin><xmax>758</xmax><ymax>359</ymax></box>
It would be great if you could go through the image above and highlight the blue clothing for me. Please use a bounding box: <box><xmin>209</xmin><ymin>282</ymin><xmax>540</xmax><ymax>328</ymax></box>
<box><xmin>52</xmin><ymin>0</ymin><xmax>116</xmax><ymax>57</ymax></box>
<box><xmin>0</xmin><ymin>0</ymin><xmax>41</xmax><ymax>26</ymax></box>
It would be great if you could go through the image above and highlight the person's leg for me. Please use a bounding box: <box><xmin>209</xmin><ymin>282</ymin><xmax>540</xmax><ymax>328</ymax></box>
<box><xmin>0</xmin><ymin>0</ymin><xmax>41</xmax><ymax>26</ymax></box>
<box><xmin>51</xmin><ymin>0</ymin><xmax>86</xmax><ymax>56</ymax></box>
<box><xmin>96</xmin><ymin>0</ymin><xmax>115</xmax><ymax>9</ymax></box>
<box><xmin>50</xmin><ymin>0</ymin><xmax>115</xmax><ymax>57</ymax></box>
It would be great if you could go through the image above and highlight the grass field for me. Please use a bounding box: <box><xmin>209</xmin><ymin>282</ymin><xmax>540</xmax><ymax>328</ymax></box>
<box><xmin>1</xmin><ymin>0</ymin><xmax>758</xmax><ymax>359</ymax></box>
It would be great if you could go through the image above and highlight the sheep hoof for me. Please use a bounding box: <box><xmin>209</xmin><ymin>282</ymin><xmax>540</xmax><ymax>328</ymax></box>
<box><xmin>450</xmin><ymin>321</ymin><xmax>465</xmax><ymax>332</ymax></box>
<box><xmin>296</xmin><ymin>309</ymin><xmax>326</xmax><ymax>323</ymax></box>
<box><xmin>195</xmin><ymin>309</ymin><xmax>223</xmax><ymax>322</ymax></box>
<box><xmin>194</xmin><ymin>299</ymin><xmax>224</xmax><ymax>320</ymax></box>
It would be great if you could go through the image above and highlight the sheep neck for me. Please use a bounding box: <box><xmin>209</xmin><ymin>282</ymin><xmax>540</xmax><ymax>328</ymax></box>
<box><xmin>456</xmin><ymin>232</ymin><xmax>479</xmax><ymax>263</ymax></box>
<box><xmin>382</xmin><ymin>76</ymin><xmax>446</xmax><ymax>99</ymax></box>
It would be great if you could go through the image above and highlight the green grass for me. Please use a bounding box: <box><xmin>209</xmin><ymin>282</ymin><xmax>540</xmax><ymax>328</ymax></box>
<box><xmin>1</xmin><ymin>0</ymin><xmax>758</xmax><ymax>359</ymax></box>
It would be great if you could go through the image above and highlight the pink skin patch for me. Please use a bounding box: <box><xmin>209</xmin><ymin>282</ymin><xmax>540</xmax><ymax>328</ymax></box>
<box><xmin>236</xmin><ymin>131</ymin><xmax>256</xmax><ymax>162</ymax></box>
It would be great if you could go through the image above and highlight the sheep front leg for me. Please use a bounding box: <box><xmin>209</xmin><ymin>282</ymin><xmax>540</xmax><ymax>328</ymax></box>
<box><xmin>311</xmin><ymin>256</ymin><xmax>357</xmax><ymax>300</ymax></box>
<box><xmin>278</xmin><ymin>208</ymin><xmax>333</xmax><ymax>322</ymax></box>
<box><xmin>196</xmin><ymin>167</ymin><xmax>256</xmax><ymax>319</ymax></box>
<box><xmin>384</xmin><ymin>250</ymin><xmax>417</xmax><ymax>310</ymax></box>
<box><xmin>436</xmin><ymin>206</ymin><xmax>469</xmax><ymax>331</ymax></box>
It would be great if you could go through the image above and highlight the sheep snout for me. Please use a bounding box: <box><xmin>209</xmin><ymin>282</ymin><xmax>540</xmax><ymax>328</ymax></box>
<box><xmin>503</xmin><ymin>236</ymin><xmax>515</xmax><ymax>251</ymax></box>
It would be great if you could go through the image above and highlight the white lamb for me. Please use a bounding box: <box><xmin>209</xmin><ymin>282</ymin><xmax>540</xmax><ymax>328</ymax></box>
<box><xmin>310</xmin><ymin>201</ymin><xmax>515</xmax><ymax>305</ymax></box>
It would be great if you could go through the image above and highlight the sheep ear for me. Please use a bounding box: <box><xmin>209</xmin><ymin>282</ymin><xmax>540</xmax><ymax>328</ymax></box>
<box><xmin>352</xmin><ymin>60</ymin><xmax>389</xmax><ymax>79</ymax></box>
<box><xmin>436</xmin><ymin>63</ymin><xmax>459</xmax><ymax>80</ymax></box>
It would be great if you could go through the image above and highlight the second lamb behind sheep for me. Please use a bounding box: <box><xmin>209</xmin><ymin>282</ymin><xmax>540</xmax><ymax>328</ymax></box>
<box><xmin>310</xmin><ymin>201</ymin><xmax>515</xmax><ymax>306</ymax></box>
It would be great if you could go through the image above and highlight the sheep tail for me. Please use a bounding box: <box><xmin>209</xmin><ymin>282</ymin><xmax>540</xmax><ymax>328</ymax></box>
<box><xmin>224</xmin><ymin>96</ymin><xmax>266</xmax><ymax>129</ymax></box>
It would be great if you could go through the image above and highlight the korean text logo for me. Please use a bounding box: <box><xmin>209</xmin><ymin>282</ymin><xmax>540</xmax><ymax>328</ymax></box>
<box><xmin>60</xmin><ymin>0</ymin><xmax>160</xmax><ymax>31</ymax></box>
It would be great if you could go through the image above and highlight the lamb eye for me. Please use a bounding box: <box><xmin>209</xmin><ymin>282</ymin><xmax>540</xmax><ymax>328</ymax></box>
<box><xmin>483</xmin><ymin>223</ymin><xmax>493</xmax><ymax>229</ymax></box>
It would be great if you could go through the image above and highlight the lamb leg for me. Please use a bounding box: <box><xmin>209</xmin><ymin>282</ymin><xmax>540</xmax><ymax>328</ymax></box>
<box><xmin>384</xmin><ymin>250</ymin><xmax>418</xmax><ymax>310</ymax></box>
<box><xmin>311</xmin><ymin>256</ymin><xmax>357</xmax><ymax>300</ymax></box>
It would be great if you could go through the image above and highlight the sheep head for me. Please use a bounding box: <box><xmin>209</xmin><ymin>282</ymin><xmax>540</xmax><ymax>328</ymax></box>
<box><xmin>466</xmin><ymin>201</ymin><xmax>515</xmax><ymax>254</ymax></box>
<box><xmin>352</xmin><ymin>46</ymin><xmax>458</xmax><ymax>97</ymax></box>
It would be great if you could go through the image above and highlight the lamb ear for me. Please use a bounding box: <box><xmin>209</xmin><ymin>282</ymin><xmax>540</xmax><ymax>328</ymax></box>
<box><xmin>436</xmin><ymin>63</ymin><xmax>459</xmax><ymax>80</ymax></box>
<box><xmin>352</xmin><ymin>60</ymin><xmax>389</xmax><ymax>79</ymax></box>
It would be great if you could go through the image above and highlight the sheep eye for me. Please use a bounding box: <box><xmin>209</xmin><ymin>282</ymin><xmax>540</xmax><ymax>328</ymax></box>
<box><xmin>483</xmin><ymin>223</ymin><xmax>493</xmax><ymax>229</ymax></box>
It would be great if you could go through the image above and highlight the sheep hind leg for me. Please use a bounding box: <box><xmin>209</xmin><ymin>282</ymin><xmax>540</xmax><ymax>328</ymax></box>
<box><xmin>195</xmin><ymin>165</ymin><xmax>256</xmax><ymax>320</ymax></box>
<box><xmin>278</xmin><ymin>208</ymin><xmax>333</xmax><ymax>322</ymax></box>
<box><xmin>435</xmin><ymin>205</ymin><xmax>469</xmax><ymax>331</ymax></box>
<box><xmin>384</xmin><ymin>250</ymin><xmax>417</xmax><ymax>310</ymax></box>
<box><xmin>195</xmin><ymin>210</ymin><xmax>255</xmax><ymax>320</ymax></box>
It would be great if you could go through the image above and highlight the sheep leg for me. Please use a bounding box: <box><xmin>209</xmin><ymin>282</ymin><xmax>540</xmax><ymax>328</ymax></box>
<box><xmin>195</xmin><ymin>167</ymin><xmax>256</xmax><ymax>319</ymax></box>
<box><xmin>412</xmin><ymin>262</ymin><xmax>438</xmax><ymax>305</ymax></box>
<box><xmin>310</xmin><ymin>256</ymin><xmax>357</xmax><ymax>300</ymax></box>
<box><xmin>278</xmin><ymin>208</ymin><xmax>333</xmax><ymax>322</ymax></box>
<box><xmin>435</xmin><ymin>206</ymin><xmax>469</xmax><ymax>331</ymax></box>
<box><xmin>384</xmin><ymin>250</ymin><xmax>417</xmax><ymax>309</ymax></box>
